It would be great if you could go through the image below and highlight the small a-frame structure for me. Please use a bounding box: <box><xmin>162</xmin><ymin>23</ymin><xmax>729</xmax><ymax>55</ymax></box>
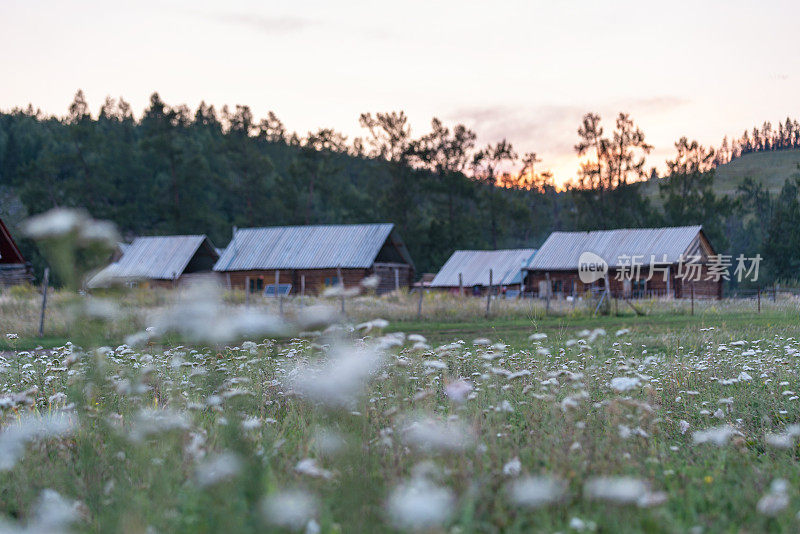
<box><xmin>0</xmin><ymin>218</ymin><xmax>33</xmax><ymax>286</ymax></box>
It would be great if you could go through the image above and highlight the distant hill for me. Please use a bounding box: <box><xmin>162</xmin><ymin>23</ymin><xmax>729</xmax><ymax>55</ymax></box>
<box><xmin>642</xmin><ymin>149</ymin><xmax>800</xmax><ymax>207</ymax></box>
<box><xmin>714</xmin><ymin>149</ymin><xmax>800</xmax><ymax>196</ymax></box>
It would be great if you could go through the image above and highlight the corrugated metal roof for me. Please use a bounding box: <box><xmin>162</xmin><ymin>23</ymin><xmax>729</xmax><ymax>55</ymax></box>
<box><xmin>527</xmin><ymin>225</ymin><xmax>706</xmax><ymax>270</ymax></box>
<box><xmin>213</xmin><ymin>223</ymin><xmax>411</xmax><ymax>271</ymax></box>
<box><xmin>430</xmin><ymin>249</ymin><xmax>537</xmax><ymax>287</ymax></box>
<box><xmin>105</xmin><ymin>235</ymin><xmax>215</xmax><ymax>280</ymax></box>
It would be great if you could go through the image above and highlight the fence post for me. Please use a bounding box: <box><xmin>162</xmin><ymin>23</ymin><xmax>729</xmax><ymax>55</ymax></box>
<box><xmin>485</xmin><ymin>269</ymin><xmax>493</xmax><ymax>318</ymax></box>
<box><xmin>758</xmin><ymin>287</ymin><xmax>761</xmax><ymax>313</ymax></box>
<box><xmin>773</xmin><ymin>283</ymin><xmax>777</xmax><ymax>302</ymax></box>
<box><xmin>690</xmin><ymin>283</ymin><xmax>694</xmax><ymax>316</ymax></box>
<box><xmin>417</xmin><ymin>282</ymin><xmax>423</xmax><ymax>319</ymax></box>
<box><xmin>337</xmin><ymin>265</ymin><xmax>345</xmax><ymax>315</ymax></box>
<box><xmin>459</xmin><ymin>272</ymin><xmax>463</xmax><ymax>297</ymax></box>
<box><xmin>38</xmin><ymin>267</ymin><xmax>49</xmax><ymax>338</ymax></box>
<box><xmin>666</xmin><ymin>266</ymin><xmax>671</xmax><ymax>298</ymax></box>
<box><xmin>572</xmin><ymin>280</ymin><xmax>576</xmax><ymax>313</ymax></box>
<box><xmin>545</xmin><ymin>272</ymin><xmax>551</xmax><ymax>315</ymax></box>
<box><xmin>394</xmin><ymin>268</ymin><xmax>400</xmax><ymax>292</ymax></box>
<box><xmin>276</xmin><ymin>270</ymin><xmax>283</xmax><ymax>316</ymax></box>
<box><xmin>300</xmin><ymin>274</ymin><xmax>306</xmax><ymax>305</ymax></box>
<box><xmin>245</xmin><ymin>276</ymin><xmax>250</xmax><ymax>307</ymax></box>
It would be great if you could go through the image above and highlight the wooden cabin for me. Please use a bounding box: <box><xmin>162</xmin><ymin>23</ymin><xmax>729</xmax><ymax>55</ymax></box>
<box><xmin>213</xmin><ymin>223</ymin><xmax>415</xmax><ymax>295</ymax></box>
<box><xmin>89</xmin><ymin>235</ymin><xmax>219</xmax><ymax>288</ymax></box>
<box><xmin>524</xmin><ymin>226</ymin><xmax>723</xmax><ymax>299</ymax></box>
<box><xmin>0</xmin><ymin>218</ymin><xmax>33</xmax><ymax>286</ymax></box>
<box><xmin>430</xmin><ymin>249</ymin><xmax>537</xmax><ymax>296</ymax></box>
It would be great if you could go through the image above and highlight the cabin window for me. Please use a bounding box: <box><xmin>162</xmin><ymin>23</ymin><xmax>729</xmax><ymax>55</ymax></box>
<box><xmin>324</xmin><ymin>276</ymin><xmax>339</xmax><ymax>287</ymax></box>
<box><xmin>551</xmin><ymin>280</ymin><xmax>562</xmax><ymax>293</ymax></box>
<box><xmin>249</xmin><ymin>278</ymin><xmax>264</xmax><ymax>292</ymax></box>
<box><xmin>632</xmin><ymin>279</ymin><xmax>646</xmax><ymax>296</ymax></box>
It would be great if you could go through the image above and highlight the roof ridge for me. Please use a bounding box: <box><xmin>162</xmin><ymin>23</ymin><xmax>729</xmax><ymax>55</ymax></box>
<box><xmin>551</xmin><ymin>224</ymin><xmax>702</xmax><ymax>235</ymax></box>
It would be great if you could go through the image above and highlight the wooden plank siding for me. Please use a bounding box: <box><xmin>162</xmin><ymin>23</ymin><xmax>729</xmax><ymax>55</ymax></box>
<box><xmin>525</xmin><ymin>264</ymin><xmax>723</xmax><ymax>300</ymax></box>
<box><xmin>223</xmin><ymin>265</ymin><xmax>413</xmax><ymax>296</ymax></box>
<box><xmin>0</xmin><ymin>264</ymin><xmax>33</xmax><ymax>287</ymax></box>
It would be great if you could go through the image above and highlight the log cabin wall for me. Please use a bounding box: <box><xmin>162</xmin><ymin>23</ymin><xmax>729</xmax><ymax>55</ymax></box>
<box><xmin>224</xmin><ymin>268</ymin><xmax>370</xmax><ymax>295</ymax></box>
<box><xmin>371</xmin><ymin>263</ymin><xmax>414</xmax><ymax>294</ymax></box>
<box><xmin>0</xmin><ymin>264</ymin><xmax>33</xmax><ymax>287</ymax></box>
<box><xmin>525</xmin><ymin>264</ymin><xmax>723</xmax><ymax>300</ymax></box>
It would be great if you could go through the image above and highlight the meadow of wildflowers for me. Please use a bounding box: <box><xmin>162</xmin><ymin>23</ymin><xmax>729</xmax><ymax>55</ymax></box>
<box><xmin>1</xmin><ymin>209</ymin><xmax>800</xmax><ymax>532</ymax></box>
<box><xmin>2</xmin><ymin>286</ymin><xmax>800</xmax><ymax>532</ymax></box>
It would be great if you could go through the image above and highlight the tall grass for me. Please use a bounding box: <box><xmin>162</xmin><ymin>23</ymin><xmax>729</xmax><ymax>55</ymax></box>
<box><xmin>0</xmin><ymin>285</ymin><xmax>799</xmax><ymax>531</ymax></box>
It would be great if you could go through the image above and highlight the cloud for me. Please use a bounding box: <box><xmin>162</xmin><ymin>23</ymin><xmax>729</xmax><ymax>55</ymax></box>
<box><xmin>447</xmin><ymin>96</ymin><xmax>689</xmax><ymax>185</ymax></box>
<box><xmin>214</xmin><ymin>13</ymin><xmax>316</xmax><ymax>35</ymax></box>
<box><xmin>447</xmin><ymin>103</ymin><xmax>584</xmax><ymax>157</ymax></box>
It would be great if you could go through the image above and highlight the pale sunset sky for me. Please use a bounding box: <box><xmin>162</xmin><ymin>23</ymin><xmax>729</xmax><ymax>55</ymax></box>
<box><xmin>2</xmin><ymin>0</ymin><xmax>798</xmax><ymax>185</ymax></box>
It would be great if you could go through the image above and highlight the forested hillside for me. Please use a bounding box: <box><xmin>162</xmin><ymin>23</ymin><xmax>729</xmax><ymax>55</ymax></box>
<box><xmin>2</xmin><ymin>91</ymin><xmax>800</xmax><ymax>285</ymax></box>
<box><xmin>0</xmin><ymin>92</ymin><xmax>563</xmax><ymax>275</ymax></box>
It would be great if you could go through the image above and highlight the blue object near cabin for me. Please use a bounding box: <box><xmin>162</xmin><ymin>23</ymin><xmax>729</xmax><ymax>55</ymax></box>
<box><xmin>264</xmin><ymin>284</ymin><xmax>292</xmax><ymax>296</ymax></box>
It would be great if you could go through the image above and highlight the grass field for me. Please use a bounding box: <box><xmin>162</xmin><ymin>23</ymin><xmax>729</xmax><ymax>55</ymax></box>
<box><xmin>1</xmin><ymin>286</ymin><xmax>799</xmax><ymax>533</ymax></box>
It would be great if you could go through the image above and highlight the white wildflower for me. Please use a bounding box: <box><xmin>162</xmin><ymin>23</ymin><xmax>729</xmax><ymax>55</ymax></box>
<box><xmin>584</xmin><ymin>477</ymin><xmax>663</xmax><ymax>507</ymax></box>
<box><xmin>386</xmin><ymin>476</ymin><xmax>454</xmax><ymax>531</ymax></box>
<box><xmin>444</xmin><ymin>379</ymin><xmax>473</xmax><ymax>404</ymax></box>
<box><xmin>679</xmin><ymin>420</ymin><xmax>691</xmax><ymax>435</ymax></box>
<box><xmin>26</xmin><ymin>489</ymin><xmax>80</xmax><ymax>533</ymax></box>
<box><xmin>757</xmin><ymin>479</ymin><xmax>789</xmax><ymax>516</ymax></box>
<box><xmin>311</xmin><ymin>427</ymin><xmax>347</xmax><ymax>456</ymax></box>
<box><xmin>765</xmin><ymin>432</ymin><xmax>795</xmax><ymax>449</ymax></box>
<box><xmin>610</xmin><ymin>376</ymin><xmax>641</xmax><ymax>392</ymax></box>
<box><xmin>587</xmin><ymin>328</ymin><xmax>606</xmax><ymax>342</ymax></box>
<box><xmin>569</xmin><ymin>516</ymin><xmax>597</xmax><ymax>531</ymax></box>
<box><xmin>289</xmin><ymin>345</ymin><xmax>384</xmax><ymax>408</ymax></box>
<box><xmin>128</xmin><ymin>408</ymin><xmax>190</xmax><ymax>442</ymax></box>
<box><xmin>507</xmin><ymin>476</ymin><xmax>567</xmax><ymax>508</ymax></box>
<box><xmin>401</xmin><ymin>416</ymin><xmax>472</xmax><ymax>452</ymax></box>
<box><xmin>496</xmin><ymin>400</ymin><xmax>514</xmax><ymax>413</ymax></box>
<box><xmin>356</xmin><ymin>318</ymin><xmax>389</xmax><ymax>332</ymax></box>
<box><xmin>295</xmin><ymin>458</ymin><xmax>333</xmax><ymax>480</ymax></box>
<box><xmin>262</xmin><ymin>490</ymin><xmax>318</xmax><ymax>531</ymax></box>
<box><xmin>692</xmin><ymin>425</ymin><xmax>737</xmax><ymax>446</ymax></box>
<box><xmin>195</xmin><ymin>452</ymin><xmax>242</xmax><ymax>487</ymax></box>
<box><xmin>502</xmin><ymin>457</ymin><xmax>522</xmax><ymax>477</ymax></box>
<box><xmin>0</xmin><ymin>414</ymin><xmax>75</xmax><ymax>471</ymax></box>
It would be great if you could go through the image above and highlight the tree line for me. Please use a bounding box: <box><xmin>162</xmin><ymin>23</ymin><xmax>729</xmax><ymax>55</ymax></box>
<box><xmin>1</xmin><ymin>91</ymin><xmax>799</xmax><ymax>285</ymax></box>
<box><xmin>715</xmin><ymin>117</ymin><xmax>800</xmax><ymax>165</ymax></box>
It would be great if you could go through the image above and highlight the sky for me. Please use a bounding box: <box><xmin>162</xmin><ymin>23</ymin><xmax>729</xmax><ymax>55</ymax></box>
<box><xmin>2</xmin><ymin>0</ymin><xmax>799</xmax><ymax>186</ymax></box>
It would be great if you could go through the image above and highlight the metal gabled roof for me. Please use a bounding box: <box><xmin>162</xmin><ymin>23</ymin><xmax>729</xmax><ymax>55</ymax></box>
<box><xmin>213</xmin><ymin>223</ymin><xmax>412</xmax><ymax>271</ymax></box>
<box><xmin>430</xmin><ymin>248</ymin><xmax>537</xmax><ymax>287</ymax></box>
<box><xmin>527</xmin><ymin>225</ymin><xmax>708</xmax><ymax>270</ymax></box>
<box><xmin>104</xmin><ymin>235</ymin><xmax>216</xmax><ymax>280</ymax></box>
